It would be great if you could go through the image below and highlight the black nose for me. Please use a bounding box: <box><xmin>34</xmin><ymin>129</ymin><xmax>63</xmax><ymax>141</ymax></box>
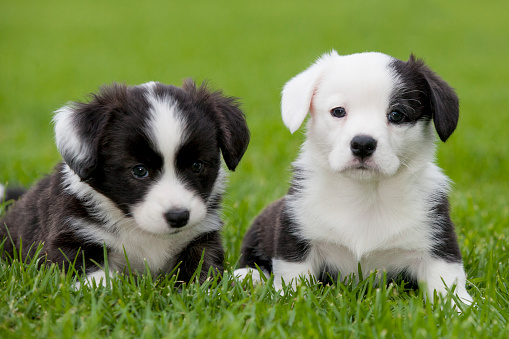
<box><xmin>350</xmin><ymin>135</ymin><xmax>377</xmax><ymax>159</ymax></box>
<box><xmin>164</xmin><ymin>209</ymin><xmax>190</xmax><ymax>228</ymax></box>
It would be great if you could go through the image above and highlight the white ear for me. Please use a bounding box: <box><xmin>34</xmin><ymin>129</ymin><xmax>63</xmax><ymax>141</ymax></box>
<box><xmin>53</xmin><ymin>104</ymin><xmax>93</xmax><ymax>176</ymax></box>
<box><xmin>281</xmin><ymin>51</ymin><xmax>338</xmax><ymax>134</ymax></box>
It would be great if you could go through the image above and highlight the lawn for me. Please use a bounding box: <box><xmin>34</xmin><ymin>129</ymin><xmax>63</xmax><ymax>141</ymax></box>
<box><xmin>1</xmin><ymin>0</ymin><xmax>508</xmax><ymax>337</ymax></box>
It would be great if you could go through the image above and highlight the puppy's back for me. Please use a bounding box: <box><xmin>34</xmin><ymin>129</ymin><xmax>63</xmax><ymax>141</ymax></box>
<box><xmin>239</xmin><ymin>199</ymin><xmax>283</xmax><ymax>271</ymax></box>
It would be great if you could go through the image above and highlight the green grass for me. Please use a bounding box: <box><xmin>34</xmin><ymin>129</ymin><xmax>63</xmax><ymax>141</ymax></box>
<box><xmin>1</xmin><ymin>0</ymin><xmax>509</xmax><ymax>337</ymax></box>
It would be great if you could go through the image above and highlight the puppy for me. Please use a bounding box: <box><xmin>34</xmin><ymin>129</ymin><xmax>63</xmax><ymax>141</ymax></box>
<box><xmin>236</xmin><ymin>51</ymin><xmax>472</xmax><ymax>304</ymax></box>
<box><xmin>0</xmin><ymin>79</ymin><xmax>250</xmax><ymax>285</ymax></box>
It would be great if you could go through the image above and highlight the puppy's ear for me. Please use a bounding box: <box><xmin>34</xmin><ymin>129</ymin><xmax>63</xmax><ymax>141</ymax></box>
<box><xmin>54</xmin><ymin>84</ymin><xmax>125</xmax><ymax>180</ymax></box>
<box><xmin>411</xmin><ymin>55</ymin><xmax>459</xmax><ymax>142</ymax></box>
<box><xmin>183</xmin><ymin>79</ymin><xmax>250</xmax><ymax>171</ymax></box>
<box><xmin>281</xmin><ymin>51</ymin><xmax>337</xmax><ymax>134</ymax></box>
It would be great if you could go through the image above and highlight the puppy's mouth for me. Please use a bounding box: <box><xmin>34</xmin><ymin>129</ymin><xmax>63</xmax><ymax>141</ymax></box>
<box><xmin>135</xmin><ymin>223</ymin><xmax>192</xmax><ymax>237</ymax></box>
<box><xmin>340</xmin><ymin>159</ymin><xmax>383</xmax><ymax>178</ymax></box>
<box><xmin>346</xmin><ymin>158</ymin><xmax>379</xmax><ymax>172</ymax></box>
<box><xmin>350</xmin><ymin>163</ymin><xmax>374</xmax><ymax>170</ymax></box>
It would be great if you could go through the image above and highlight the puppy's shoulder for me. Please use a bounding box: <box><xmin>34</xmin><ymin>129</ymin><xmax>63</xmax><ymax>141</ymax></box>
<box><xmin>252</xmin><ymin>198</ymin><xmax>286</xmax><ymax>228</ymax></box>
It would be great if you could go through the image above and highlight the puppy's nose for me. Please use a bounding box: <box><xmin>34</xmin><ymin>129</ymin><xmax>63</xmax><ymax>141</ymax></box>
<box><xmin>350</xmin><ymin>135</ymin><xmax>377</xmax><ymax>159</ymax></box>
<box><xmin>164</xmin><ymin>209</ymin><xmax>190</xmax><ymax>228</ymax></box>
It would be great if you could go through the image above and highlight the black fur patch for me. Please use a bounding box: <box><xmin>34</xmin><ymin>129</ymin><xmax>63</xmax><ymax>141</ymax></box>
<box><xmin>390</xmin><ymin>55</ymin><xmax>459</xmax><ymax>142</ymax></box>
<box><xmin>274</xmin><ymin>205</ymin><xmax>310</xmax><ymax>262</ymax></box>
<box><xmin>287</xmin><ymin>166</ymin><xmax>306</xmax><ymax>196</ymax></box>
<box><xmin>85</xmin><ymin>86</ymin><xmax>163</xmax><ymax>214</ymax></box>
<box><xmin>238</xmin><ymin>200</ymin><xmax>282</xmax><ymax>272</ymax></box>
<box><xmin>0</xmin><ymin>165</ymin><xmax>105</xmax><ymax>272</ymax></box>
<box><xmin>181</xmin><ymin>79</ymin><xmax>250</xmax><ymax>171</ymax></box>
<box><xmin>173</xmin><ymin>231</ymin><xmax>224</xmax><ymax>284</ymax></box>
<box><xmin>239</xmin><ymin>198</ymin><xmax>310</xmax><ymax>273</ymax></box>
<box><xmin>429</xmin><ymin>193</ymin><xmax>462</xmax><ymax>263</ymax></box>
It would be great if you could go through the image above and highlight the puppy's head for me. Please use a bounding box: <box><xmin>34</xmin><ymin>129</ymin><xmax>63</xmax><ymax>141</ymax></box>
<box><xmin>54</xmin><ymin>80</ymin><xmax>249</xmax><ymax>234</ymax></box>
<box><xmin>282</xmin><ymin>51</ymin><xmax>459</xmax><ymax>179</ymax></box>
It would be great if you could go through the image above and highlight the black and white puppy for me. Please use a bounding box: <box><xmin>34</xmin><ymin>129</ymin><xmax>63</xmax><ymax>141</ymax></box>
<box><xmin>235</xmin><ymin>51</ymin><xmax>472</xmax><ymax>304</ymax></box>
<box><xmin>0</xmin><ymin>79</ymin><xmax>250</xmax><ymax>285</ymax></box>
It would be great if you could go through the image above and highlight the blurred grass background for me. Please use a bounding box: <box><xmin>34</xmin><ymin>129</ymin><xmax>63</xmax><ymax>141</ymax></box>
<box><xmin>1</xmin><ymin>0</ymin><xmax>508</xmax><ymax>332</ymax></box>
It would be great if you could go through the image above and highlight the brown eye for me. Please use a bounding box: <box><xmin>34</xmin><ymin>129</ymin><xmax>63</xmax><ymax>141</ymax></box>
<box><xmin>330</xmin><ymin>107</ymin><xmax>346</xmax><ymax>118</ymax></box>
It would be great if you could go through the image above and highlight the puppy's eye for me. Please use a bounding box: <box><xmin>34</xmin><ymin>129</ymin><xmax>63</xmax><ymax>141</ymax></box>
<box><xmin>330</xmin><ymin>107</ymin><xmax>347</xmax><ymax>118</ymax></box>
<box><xmin>132</xmin><ymin>165</ymin><xmax>149</xmax><ymax>178</ymax></box>
<box><xmin>388</xmin><ymin>110</ymin><xmax>407</xmax><ymax>124</ymax></box>
<box><xmin>191</xmin><ymin>161</ymin><xmax>204</xmax><ymax>174</ymax></box>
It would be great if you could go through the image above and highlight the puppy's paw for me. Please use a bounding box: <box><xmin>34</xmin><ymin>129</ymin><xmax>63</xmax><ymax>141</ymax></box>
<box><xmin>451</xmin><ymin>289</ymin><xmax>473</xmax><ymax>313</ymax></box>
<box><xmin>74</xmin><ymin>269</ymin><xmax>116</xmax><ymax>289</ymax></box>
<box><xmin>234</xmin><ymin>267</ymin><xmax>266</xmax><ymax>284</ymax></box>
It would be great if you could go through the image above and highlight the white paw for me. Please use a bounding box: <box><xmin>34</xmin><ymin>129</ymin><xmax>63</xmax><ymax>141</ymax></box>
<box><xmin>457</xmin><ymin>291</ymin><xmax>473</xmax><ymax>306</ymax></box>
<box><xmin>234</xmin><ymin>267</ymin><xmax>267</xmax><ymax>283</ymax></box>
<box><xmin>451</xmin><ymin>287</ymin><xmax>473</xmax><ymax>311</ymax></box>
<box><xmin>74</xmin><ymin>269</ymin><xmax>114</xmax><ymax>289</ymax></box>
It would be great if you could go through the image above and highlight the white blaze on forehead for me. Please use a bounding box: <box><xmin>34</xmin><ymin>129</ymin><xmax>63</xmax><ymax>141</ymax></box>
<box><xmin>143</xmin><ymin>84</ymin><xmax>187</xmax><ymax>163</ymax></box>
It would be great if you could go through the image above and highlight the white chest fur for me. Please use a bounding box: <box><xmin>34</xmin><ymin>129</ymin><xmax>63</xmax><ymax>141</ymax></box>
<box><xmin>288</xmin><ymin>155</ymin><xmax>449</xmax><ymax>265</ymax></box>
<box><xmin>71</xmin><ymin>214</ymin><xmax>221</xmax><ymax>275</ymax></box>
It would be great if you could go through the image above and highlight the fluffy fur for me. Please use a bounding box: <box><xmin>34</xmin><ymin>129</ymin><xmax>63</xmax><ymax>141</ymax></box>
<box><xmin>0</xmin><ymin>79</ymin><xmax>250</xmax><ymax>285</ymax></box>
<box><xmin>236</xmin><ymin>51</ymin><xmax>472</xmax><ymax>305</ymax></box>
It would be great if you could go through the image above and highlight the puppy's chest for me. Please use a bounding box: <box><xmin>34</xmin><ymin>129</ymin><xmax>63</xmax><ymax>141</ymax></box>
<box><xmin>290</xmin><ymin>180</ymin><xmax>433</xmax><ymax>259</ymax></box>
<box><xmin>107</xmin><ymin>234</ymin><xmax>184</xmax><ymax>275</ymax></box>
<box><xmin>74</xmin><ymin>218</ymin><xmax>196</xmax><ymax>275</ymax></box>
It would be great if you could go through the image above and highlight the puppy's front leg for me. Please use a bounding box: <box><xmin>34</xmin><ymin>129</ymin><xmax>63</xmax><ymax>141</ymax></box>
<box><xmin>415</xmin><ymin>258</ymin><xmax>472</xmax><ymax>306</ymax></box>
<box><xmin>173</xmin><ymin>231</ymin><xmax>224</xmax><ymax>284</ymax></box>
<box><xmin>272</xmin><ymin>258</ymin><xmax>315</xmax><ymax>291</ymax></box>
<box><xmin>234</xmin><ymin>259</ymin><xmax>315</xmax><ymax>291</ymax></box>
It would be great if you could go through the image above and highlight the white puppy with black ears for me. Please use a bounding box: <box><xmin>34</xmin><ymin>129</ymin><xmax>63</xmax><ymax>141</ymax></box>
<box><xmin>236</xmin><ymin>51</ymin><xmax>472</xmax><ymax>305</ymax></box>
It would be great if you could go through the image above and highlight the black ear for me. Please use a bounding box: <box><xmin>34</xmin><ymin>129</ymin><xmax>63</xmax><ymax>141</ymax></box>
<box><xmin>410</xmin><ymin>55</ymin><xmax>459</xmax><ymax>142</ymax></box>
<box><xmin>183</xmin><ymin>79</ymin><xmax>250</xmax><ymax>171</ymax></box>
<box><xmin>53</xmin><ymin>84</ymin><xmax>125</xmax><ymax>180</ymax></box>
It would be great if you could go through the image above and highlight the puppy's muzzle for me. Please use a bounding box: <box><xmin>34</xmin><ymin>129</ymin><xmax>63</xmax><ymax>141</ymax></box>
<box><xmin>165</xmin><ymin>209</ymin><xmax>190</xmax><ymax>228</ymax></box>
<box><xmin>350</xmin><ymin>135</ymin><xmax>377</xmax><ymax>159</ymax></box>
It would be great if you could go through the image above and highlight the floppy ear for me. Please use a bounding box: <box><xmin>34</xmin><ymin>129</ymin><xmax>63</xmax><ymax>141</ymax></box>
<box><xmin>410</xmin><ymin>55</ymin><xmax>459</xmax><ymax>142</ymax></box>
<box><xmin>281</xmin><ymin>51</ymin><xmax>337</xmax><ymax>134</ymax></box>
<box><xmin>183</xmin><ymin>79</ymin><xmax>250</xmax><ymax>171</ymax></box>
<box><xmin>53</xmin><ymin>84</ymin><xmax>124</xmax><ymax>180</ymax></box>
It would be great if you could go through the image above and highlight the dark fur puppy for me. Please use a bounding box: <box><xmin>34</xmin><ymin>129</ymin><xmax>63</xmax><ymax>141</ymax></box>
<box><xmin>1</xmin><ymin>79</ymin><xmax>250</xmax><ymax>286</ymax></box>
<box><xmin>235</xmin><ymin>51</ymin><xmax>471</xmax><ymax>305</ymax></box>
